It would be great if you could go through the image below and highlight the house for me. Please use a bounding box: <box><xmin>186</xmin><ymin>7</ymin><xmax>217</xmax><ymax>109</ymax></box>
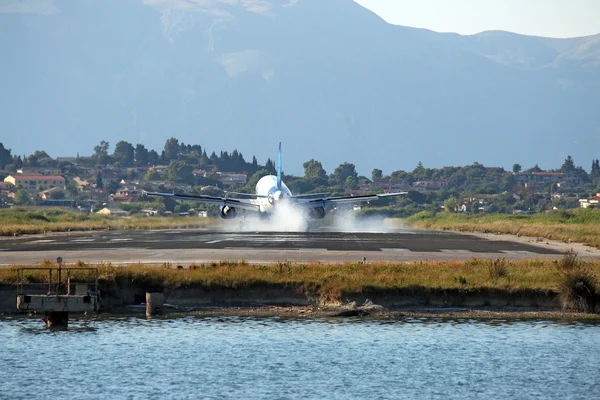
<box><xmin>514</xmin><ymin>172</ymin><xmax>564</xmax><ymax>184</ymax></box>
<box><xmin>4</xmin><ymin>174</ymin><xmax>66</xmax><ymax>191</ymax></box>
<box><xmin>372</xmin><ymin>178</ymin><xmax>410</xmax><ymax>193</ymax></box>
<box><xmin>110</xmin><ymin>188</ymin><xmax>139</xmax><ymax>202</ymax></box>
<box><xmin>524</xmin><ymin>181</ymin><xmax>547</xmax><ymax>192</ymax></box>
<box><xmin>17</xmin><ymin>167</ymin><xmax>61</xmax><ymax>176</ymax></box>
<box><xmin>579</xmin><ymin>194</ymin><xmax>600</xmax><ymax>209</ymax></box>
<box><xmin>73</xmin><ymin>177</ymin><xmax>92</xmax><ymax>191</ymax></box>
<box><xmin>412</xmin><ymin>180</ymin><xmax>448</xmax><ymax>192</ymax></box>
<box><xmin>39</xmin><ymin>186</ymin><xmax>64</xmax><ymax>200</ymax></box>
<box><xmin>216</xmin><ymin>172</ymin><xmax>247</xmax><ymax>187</ymax></box>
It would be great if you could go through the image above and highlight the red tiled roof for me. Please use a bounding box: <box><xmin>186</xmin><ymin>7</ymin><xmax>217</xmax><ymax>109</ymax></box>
<box><xmin>9</xmin><ymin>175</ymin><xmax>64</xmax><ymax>180</ymax></box>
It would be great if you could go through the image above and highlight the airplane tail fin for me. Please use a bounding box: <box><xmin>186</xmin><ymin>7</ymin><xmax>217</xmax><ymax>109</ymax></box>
<box><xmin>277</xmin><ymin>141</ymin><xmax>282</xmax><ymax>190</ymax></box>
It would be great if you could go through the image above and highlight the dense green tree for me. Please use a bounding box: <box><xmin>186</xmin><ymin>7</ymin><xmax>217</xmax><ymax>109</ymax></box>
<box><xmin>332</xmin><ymin>162</ymin><xmax>357</xmax><ymax>185</ymax></box>
<box><xmin>105</xmin><ymin>180</ymin><xmax>120</xmax><ymax>195</ymax></box>
<box><xmin>371</xmin><ymin>168</ymin><xmax>383</xmax><ymax>181</ymax></box>
<box><xmin>93</xmin><ymin>140</ymin><xmax>109</xmax><ymax>156</ymax></box>
<box><xmin>114</xmin><ymin>141</ymin><xmax>135</xmax><ymax>167</ymax></box>
<box><xmin>14</xmin><ymin>189</ymin><xmax>32</xmax><ymax>205</ymax></box>
<box><xmin>560</xmin><ymin>155</ymin><xmax>576</xmax><ymax>174</ymax></box>
<box><xmin>166</xmin><ymin>161</ymin><xmax>194</xmax><ymax>183</ymax></box>
<box><xmin>444</xmin><ymin>196</ymin><xmax>457</xmax><ymax>213</ymax></box>
<box><xmin>164</xmin><ymin>137</ymin><xmax>180</xmax><ymax>161</ymax></box>
<box><xmin>0</xmin><ymin>143</ymin><xmax>11</xmax><ymax>170</ymax></box>
<box><xmin>591</xmin><ymin>159</ymin><xmax>600</xmax><ymax>186</ymax></box>
<box><xmin>135</xmin><ymin>144</ymin><xmax>149</xmax><ymax>167</ymax></box>
<box><xmin>265</xmin><ymin>158</ymin><xmax>276</xmax><ymax>175</ymax></box>
<box><xmin>148</xmin><ymin>150</ymin><xmax>160</xmax><ymax>166</ymax></box>
<box><xmin>512</xmin><ymin>163</ymin><xmax>522</xmax><ymax>173</ymax></box>
<box><xmin>303</xmin><ymin>159</ymin><xmax>327</xmax><ymax>180</ymax></box>
<box><xmin>144</xmin><ymin>168</ymin><xmax>161</xmax><ymax>181</ymax></box>
<box><xmin>95</xmin><ymin>172</ymin><xmax>104</xmax><ymax>189</ymax></box>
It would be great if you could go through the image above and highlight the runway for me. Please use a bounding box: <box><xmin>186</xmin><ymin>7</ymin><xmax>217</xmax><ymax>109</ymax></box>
<box><xmin>0</xmin><ymin>228</ymin><xmax>574</xmax><ymax>265</ymax></box>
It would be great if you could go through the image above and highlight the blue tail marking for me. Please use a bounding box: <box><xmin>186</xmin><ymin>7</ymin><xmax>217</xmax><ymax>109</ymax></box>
<box><xmin>277</xmin><ymin>141</ymin><xmax>282</xmax><ymax>190</ymax></box>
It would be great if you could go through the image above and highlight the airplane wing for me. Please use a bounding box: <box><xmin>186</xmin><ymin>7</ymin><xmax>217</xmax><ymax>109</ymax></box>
<box><xmin>295</xmin><ymin>192</ymin><xmax>408</xmax><ymax>209</ymax></box>
<box><xmin>143</xmin><ymin>191</ymin><xmax>260</xmax><ymax>212</ymax></box>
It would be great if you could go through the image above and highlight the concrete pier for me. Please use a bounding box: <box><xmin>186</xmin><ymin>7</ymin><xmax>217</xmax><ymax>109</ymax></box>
<box><xmin>146</xmin><ymin>292</ymin><xmax>164</xmax><ymax>317</ymax></box>
<box><xmin>16</xmin><ymin>265</ymin><xmax>99</xmax><ymax>327</ymax></box>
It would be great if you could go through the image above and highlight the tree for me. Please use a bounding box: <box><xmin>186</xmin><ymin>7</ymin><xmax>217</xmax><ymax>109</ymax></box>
<box><xmin>148</xmin><ymin>150</ymin><xmax>160</xmax><ymax>166</ymax></box>
<box><xmin>48</xmin><ymin>189</ymin><xmax>65</xmax><ymax>200</ymax></box>
<box><xmin>372</xmin><ymin>168</ymin><xmax>383</xmax><ymax>181</ymax></box>
<box><xmin>135</xmin><ymin>144</ymin><xmax>149</xmax><ymax>167</ymax></box>
<box><xmin>166</xmin><ymin>161</ymin><xmax>194</xmax><ymax>183</ymax></box>
<box><xmin>591</xmin><ymin>159</ymin><xmax>600</xmax><ymax>186</ymax></box>
<box><xmin>512</xmin><ymin>164</ymin><xmax>522</xmax><ymax>173</ymax></box>
<box><xmin>332</xmin><ymin>162</ymin><xmax>357</xmax><ymax>185</ymax></box>
<box><xmin>105</xmin><ymin>180</ymin><xmax>120</xmax><ymax>195</ymax></box>
<box><xmin>0</xmin><ymin>143</ymin><xmax>12</xmax><ymax>170</ymax></box>
<box><xmin>113</xmin><ymin>141</ymin><xmax>135</xmax><ymax>167</ymax></box>
<box><xmin>95</xmin><ymin>172</ymin><xmax>104</xmax><ymax>189</ymax></box>
<box><xmin>93</xmin><ymin>140</ymin><xmax>109</xmax><ymax>156</ymax></box>
<box><xmin>163</xmin><ymin>137</ymin><xmax>180</xmax><ymax>161</ymax></box>
<box><xmin>14</xmin><ymin>189</ymin><xmax>32</xmax><ymax>205</ymax></box>
<box><xmin>560</xmin><ymin>156</ymin><xmax>576</xmax><ymax>174</ymax></box>
<box><xmin>265</xmin><ymin>158</ymin><xmax>276</xmax><ymax>175</ymax></box>
<box><xmin>303</xmin><ymin>159</ymin><xmax>327</xmax><ymax>180</ymax></box>
<box><xmin>444</xmin><ymin>196</ymin><xmax>457</xmax><ymax>213</ymax></box>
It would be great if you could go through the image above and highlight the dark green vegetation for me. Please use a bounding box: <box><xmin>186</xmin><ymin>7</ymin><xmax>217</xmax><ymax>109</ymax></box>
<box><xmin>2</xmin><ymin>254</ymin><xmax>599</xmax><ymax>313</ymax></box>
<box><xmin>407</xmin><ymin>209</ymin><xmax>600</xmax><ymax>248</ymax></box>
<box><xmin>2</xmin><ymin>139</ymin><xmax>600</xmax><ymax>219</ymax></box>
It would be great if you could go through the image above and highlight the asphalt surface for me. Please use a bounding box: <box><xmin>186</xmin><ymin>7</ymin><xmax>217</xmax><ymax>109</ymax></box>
<box><xmin>0</xmin><ymin>229</ymin><xmax>566</xmax><ymax>265</ymax></box>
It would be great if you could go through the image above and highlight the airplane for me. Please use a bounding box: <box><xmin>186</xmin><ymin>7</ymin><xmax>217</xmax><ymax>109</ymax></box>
<box><xmin>143</xmin><ymin>142</ymin><xmax>407</xmax><ymax>220</ymax></box>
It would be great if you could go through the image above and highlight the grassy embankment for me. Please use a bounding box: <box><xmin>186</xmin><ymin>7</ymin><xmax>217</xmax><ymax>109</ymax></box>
<box><xmin>0</xmin><ymin>208</ymin><xmax>215</xmax><ymax>236</ymax></box>
<box><xmin>3</xmin><ymin>257</ymin><xmax>599</xmax><ymax>310</ymax></box>
<box><xmin>406</xmin><ymin>208</ymin><xmax>600</xmax><ymax>248</ymax></box>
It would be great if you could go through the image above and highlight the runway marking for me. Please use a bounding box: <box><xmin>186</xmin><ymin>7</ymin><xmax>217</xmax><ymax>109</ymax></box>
<box><xmin>72</xmin><ymin>239</ymin><xmax>96</xmax><ymax>242</ymax></box>
<box><xmin>440</xmin><ymin>249</ymin><xmax>474</xmax><ymax>254</ymax></box>
<box><xmin>205</xmin><ymin>240</ymin><xmax>222</xmax><ymax>244</ymax></box>
<box><xmin>500</xmin><ymin>250</ymin><xmax>536</xmax><ymax>255</ymax></box>
<box><xmin>28</xmin><ymin>240</ymin><xmax>56</xmax><ymax>243</ymax></box>
<box><xmin>110</xmin><ymin>238</ymin><xmax>133</xmax><ymax>242</ymax></box>
<box><xmin>380</xmin><ymin>248</ymin><xmax>411</xmax><ymax>252</ymax></box>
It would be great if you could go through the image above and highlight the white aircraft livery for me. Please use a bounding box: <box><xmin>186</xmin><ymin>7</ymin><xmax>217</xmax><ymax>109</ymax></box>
<box><xmin>144</xmin><ymin>142</ymin><xmax>407</xmax><ymax>220</ymax></box>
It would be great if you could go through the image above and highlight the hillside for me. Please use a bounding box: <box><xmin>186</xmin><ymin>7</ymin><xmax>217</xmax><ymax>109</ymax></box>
<box><xmin>1</xmin><ymin>0</ymin><xmax>599</xmax><ymax>175</ymax></box>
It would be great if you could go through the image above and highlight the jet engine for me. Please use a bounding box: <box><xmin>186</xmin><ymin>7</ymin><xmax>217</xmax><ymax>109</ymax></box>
<box><xmin>308</xmin><ymin>206</ymin><xmax>326</xmax><ymax>220</ymax></box>
<box><xmin>219</xmin><ymin>206</ymin><xmax>237</xmax><ymax>219</ymax></box>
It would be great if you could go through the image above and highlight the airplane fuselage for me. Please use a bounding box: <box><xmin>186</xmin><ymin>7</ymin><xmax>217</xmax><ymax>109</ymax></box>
<box><xmin>255</xmin><ymin>175</ymin><xmax>293</xmax><ymax>213</ymax></box>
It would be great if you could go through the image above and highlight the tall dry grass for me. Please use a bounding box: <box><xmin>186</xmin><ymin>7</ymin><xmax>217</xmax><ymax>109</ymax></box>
<box><xmin>407</xmin><ymin>209</ymin><xmax>600</xmax><ymax>248</ymax></box>
<box><xmin>556</xmin><ymin>250</ymin><xmax>598</xmax><ymax>312</ymax></box>
<box><xmin>3</xmin><ymin>259</ymin><xmax>600</xmax><ymax>304</ymax></box>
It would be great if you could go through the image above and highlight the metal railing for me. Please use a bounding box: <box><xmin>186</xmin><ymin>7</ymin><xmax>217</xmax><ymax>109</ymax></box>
<box><xmin>16</xmin><ymin>267</ymin><xmax>99</xmax><ymax>297</ymax></box>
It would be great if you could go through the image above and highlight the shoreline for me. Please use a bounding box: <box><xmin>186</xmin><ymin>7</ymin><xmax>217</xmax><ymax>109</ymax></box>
<box><xmin>6</xmin><ymin>305</ymin><xmax>600</xmax><ymax>323</ymax></box>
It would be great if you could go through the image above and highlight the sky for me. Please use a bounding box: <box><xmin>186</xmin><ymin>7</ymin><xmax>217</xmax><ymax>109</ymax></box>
<box><xmin>354</xmin><ymin>0</ymin><xmax>600</xmax><ymax>38</ymax></box>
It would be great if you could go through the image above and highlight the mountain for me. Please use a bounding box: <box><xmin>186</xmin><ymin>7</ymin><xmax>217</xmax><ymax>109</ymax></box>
<box><xmin>1</xmin><ymin>0</ymin><xmax>599</xmax><ymax>175</ymax></box>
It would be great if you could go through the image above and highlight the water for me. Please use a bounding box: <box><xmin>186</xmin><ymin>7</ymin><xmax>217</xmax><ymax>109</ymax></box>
<box><xmin>1</xmin><ymin>316</ymin><xmax>599</xmax><ymax>399</ymax></box>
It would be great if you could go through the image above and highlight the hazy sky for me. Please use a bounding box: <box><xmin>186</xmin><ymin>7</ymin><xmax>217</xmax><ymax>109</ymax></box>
<box><xmin>354</xmin><ymin>0</ymin><xmax>600</xmax><ymax>38</ymax></box>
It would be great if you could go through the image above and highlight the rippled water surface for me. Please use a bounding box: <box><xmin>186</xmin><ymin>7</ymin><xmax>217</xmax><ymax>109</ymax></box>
<box><xmin>1</xmin><ymin>316</ymin><xmax>599</xmax><ymax>399</ymax></box>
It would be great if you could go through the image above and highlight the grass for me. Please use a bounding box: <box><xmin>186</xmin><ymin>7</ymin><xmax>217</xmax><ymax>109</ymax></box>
<box><xmin>406</xmin><ymin>209</ymin><xmax>600</xmax><ymax>248</ymax></box>
<box><xmin>0</xmin><ymin>208</ymin><xmax>215</xmax><ymax>236</ymax></box>
<box><xmin>3</xmin><ymin>258</ymin><xmax>600</xmax><ymax>306</ymax></box>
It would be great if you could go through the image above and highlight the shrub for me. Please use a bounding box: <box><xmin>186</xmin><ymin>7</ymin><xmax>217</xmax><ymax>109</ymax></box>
<box><xmin>488</xmin><ymin>258</ymin><xmax>509</xmax><ymax>281</ymax></box>
<box><xmin>557</xmin><ymin>250</ymin><xmax>598</xmax><ymax>313</ymax></box>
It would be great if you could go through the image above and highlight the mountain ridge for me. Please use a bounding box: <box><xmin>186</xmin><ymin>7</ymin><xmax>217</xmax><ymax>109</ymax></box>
<box><xmin>1</xmin><ymin>0</ymin><xmax>599</xmax><ymax>175</ymax></box>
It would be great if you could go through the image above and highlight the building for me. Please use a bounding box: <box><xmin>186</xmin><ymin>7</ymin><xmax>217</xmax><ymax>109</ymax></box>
<box><xmin>412</xmin><ymin>180</ymin><xmax>448</xmax><ymax>192</ymax></box>
<box><xmin>3</xmin><ymin>174</ymin><xmax>65</xmax><ymax>191</ymax></box>
<box><xmin>514</xmin><ymin>172</ymin><xmax>564</xmax><ymax>184</ymax></box>
<box><xmin>579</xmin><ymin>194</ymin><xmax>600</xmax><ymax>209</ymax></box>
<box><xmin>39</xmin><ymin>187</ymin><xmax>64</xmax><ymax>200</ymax></box>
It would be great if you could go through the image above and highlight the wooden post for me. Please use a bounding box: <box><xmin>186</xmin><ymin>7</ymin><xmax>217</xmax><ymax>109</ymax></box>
<box><xmin>146</xmin><ymin>293</ymin><xmax>164</xmax><ymax>317</ymax></box>
<box><xmin>43</xmin><ymin>311</ymin><xmax>69</xmax><ymax>328</ymax></box>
